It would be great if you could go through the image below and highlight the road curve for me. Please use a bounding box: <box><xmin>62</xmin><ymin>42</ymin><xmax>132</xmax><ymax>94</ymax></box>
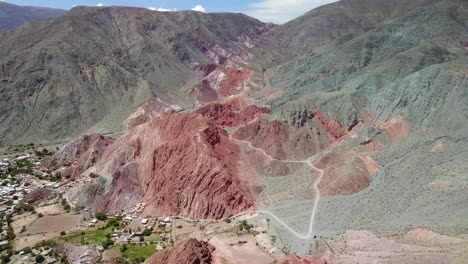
<box><xmin>231</xmin><ymin>136</ymin><xmax>325</xmax><ymax>240</ymax></box>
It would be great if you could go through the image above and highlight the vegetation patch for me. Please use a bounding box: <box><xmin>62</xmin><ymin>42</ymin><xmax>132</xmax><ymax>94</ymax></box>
<box><xmin>60</xmin><ymin>227</ymin><xmax>113</xmax><ymax>246</ymax></box>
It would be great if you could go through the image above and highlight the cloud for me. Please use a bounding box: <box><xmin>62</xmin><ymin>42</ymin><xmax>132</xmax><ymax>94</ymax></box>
<box><xmin>96</xmin><ymin>3</ymin><xmax>104</xmax><ymax>7</ymax></box>
<box><xmin>191</xmin><ymin>5</ymin><xmax>206</xmax><ymax>13</ymax></box>
<box><xmin>148</xmin><ymin>7</ymin><xmax>176</xmax><ymax>12</ymax></box>
<box><xmin>247</xmin><ymin>0</ymin><xmax>338</xmax><ymax>24</ymax></box>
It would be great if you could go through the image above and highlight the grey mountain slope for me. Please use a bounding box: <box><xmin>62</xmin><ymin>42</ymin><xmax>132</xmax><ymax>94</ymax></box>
<box><xmin>259</xmin><ymin>0</ymin><xmax>468</xmax><ymax>250</ymax></box>
<box><xmin>266</xmin><ymin>0</ymin><xmax>467</xmax><ymax>134</ymax></box>
<box><xmin>0</xmin><ymin>6</ymin><xmax>270</xmax><ymax>146</ymax></box>
<box><xmin>274</xmin><ymin>0</ymin><xmax>439</xmax><ymax>48</ymax></box>
<box><xmin>0</xmin><ymin>2</ymin><xmax>66</xmax><ymax>32</ymax></box>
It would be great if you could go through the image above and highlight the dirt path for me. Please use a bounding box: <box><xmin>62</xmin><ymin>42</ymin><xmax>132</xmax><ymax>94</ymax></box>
<box><xmin>231</xmin><ymin>137</ymin><xmax>325</xmax><ymax>241</ymax></box>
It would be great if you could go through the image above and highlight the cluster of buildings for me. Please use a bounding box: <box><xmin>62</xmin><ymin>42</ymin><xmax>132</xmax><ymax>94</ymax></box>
<box><xmin>110</xmin><ymin>217</ymin><xmax>174</xmax><ymax>246</ymax></box>
<box><xmin>0</xmin><ymin>154</ymin><xmax>57</xmax><ymax>214</ymax></box>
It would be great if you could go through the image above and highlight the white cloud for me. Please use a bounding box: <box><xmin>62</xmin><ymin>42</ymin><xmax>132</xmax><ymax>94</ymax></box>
<box><xmin>96</xmin><ymin>3</ymin><xmax>104</xmax><ymax>7</ymax></box>
<box><xmin>247</xmin><ymin>0</ymin><xmax>338</xmax><ymax>24</ymax></box>
<box><xmin>191</xmin><ymin>5</ymin><xmax>206</xmax><ymax>13</ymax></box>
<box><xmin>148</xmin><ymin>7</ymin><xmax>177</xmax><ymax>12</ymax></box>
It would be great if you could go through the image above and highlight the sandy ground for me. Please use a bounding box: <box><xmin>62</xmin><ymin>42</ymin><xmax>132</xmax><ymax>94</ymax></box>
<box><xmin>323</xmin><ymin>229</ymin><xmax>468</xmax><ymax>264</ymax></box>
<box><xmin>102</xmin><ymin>246</ymin><xmax>121</xmax><ymax>261</ymax></box>
<box><xmin>14</xmin><ymin>214</ymin><xmax>85</xmax><ymax>250</ymax></box>
<box><xmin>35</xmin><ymin>203</ymin><xmax>62</xmax><ymax>215</ymax></box>
<box><xmin>210</xmin><ymin>233</ymin><xmax>273</xmax><ymax>264</ymax></box>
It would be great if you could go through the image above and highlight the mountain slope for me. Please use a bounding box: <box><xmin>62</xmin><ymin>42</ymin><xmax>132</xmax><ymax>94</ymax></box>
<box><xmin>275</xmin><ymin>0</ymin><xmax>438</xmax><ymax>48</ymax></box>
<box><xmin>0</xmin><ymin>6</ymin><xmax>274</xmax><ymax>146</ymax></box>
<box><xmin>257</xmin><ymin>0</ymin><xmax>468</xmax><ymax>249</ymax></box>
<box><xmin>0</xmin><ymin>2</ymin><xmax>66</xmax><ymax>32</ymax></box>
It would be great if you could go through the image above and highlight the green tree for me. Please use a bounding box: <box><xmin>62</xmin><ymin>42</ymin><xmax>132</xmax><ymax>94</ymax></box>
<box><xmin>142</xmin><ymin>228</ymin><xmax>152</xmax><ymax>236</ymax></box>
<box><xmin>95</xmin><ymin>212</ymin><xmax>107</xmax><ymax>221</ymax></box>
<box><xmin>35</xmin><ymin>254</ymin><xmax>45</xmax><ymax>263</ymax></box>
<box><xmin>120</xmin><ymin>244</ymin><xmax>128</xmax><ymax>252</ymax></box>
<box><xmin>101</xmin><ymin>239</ymin><xmax>114</xmax><ymax>250</ymax></box>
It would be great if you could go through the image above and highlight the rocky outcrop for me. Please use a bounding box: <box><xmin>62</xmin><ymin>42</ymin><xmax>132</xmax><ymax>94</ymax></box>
<box><xmin>21</xmin><ymin>188</ymin><xmax>55</xmax><ymax>205</ymax></box>
<box><xmin>69</xmin><ymin>102</ymin><xmax>267</xmax><ymax>219</ymax></box>
<box><xmin>55</xmin><ymin>243</ymin><xmax>101</xmax><ymax>264</ymax></box>
<box><xmin>314</xmin><ymin>152</ymin><xmax>380</xmax><ymax>196</ymax></box>
<box><xmin>94</xmin><ymin>162</ymin><xmax>142</xmax><ymax>214</ymax></box>
<box><xmin>234</xmin><ymin>119</ymin><xmax>328</xmax><ymax>160</ymax></box>
<box><xmin>125</xmin><ymin>99</ymin><xmax>178</xmax><ymax>129</ymax></box>
<box><xmin>46</xmin><ymin>134</ymin><xmax>114</xmax><ymax>177</ymax></box>
<box><xmin>145</xmin><ymin>239</ymin><xmax>215</xmax><ymax>264</ymax></box>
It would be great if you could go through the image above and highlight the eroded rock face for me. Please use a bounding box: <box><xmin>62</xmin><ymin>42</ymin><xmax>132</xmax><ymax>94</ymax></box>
<box><xmin>55</xmin><ymin>243</ymin><xmax>101</xmax><ymax>264</ymax></box>
<box><xmin>234</xmin><ymin>119</ymin><xmax>328</xmax><ymax>160</ymax></box>
<box><xmin>145</xmin><ymin>239</ymin><xmax>215</xmax><ymax>264</ymax></box>
<box><xmin>70</xmin><ymin>102</ymin><xmax>267</xmax><ymax>219</ymax></box>
<box><xmin>94</xmin><ymin>161</ymin><xmax>142</xmax><ymax>214</ymax></box>
<box><xmin>46</xmin><ymin>134</ymin><xmax>114</xmax><ymax>177</ymax></box>
<box><xmin>125</xmin><ymin>99</ymin><xmax>177</xmax><ymax>129</ymax></box>
<box><xmin>21</xmin><ymin>188</ymin><xmax>55</xmax><ymax>205</ymax></box>
<box><xmin>314</xmin><ymin>152</ymin><xmax>380</xmax><ymax>196</ymax></box>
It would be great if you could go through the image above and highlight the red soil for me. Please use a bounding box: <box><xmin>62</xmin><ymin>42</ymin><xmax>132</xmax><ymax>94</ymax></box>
<box><xmin>125</xmin><ymin>99</ymin><xmax>175</xmax><ymax>129</ymax></box>
<box><xmin>196</xmin><ymin>103</ymin><xmax>268</xmax><ymax>128</ymax></box>
<box><xmin>234</xmin><ymin>119</ymin><xmax>327</xmax><ymax>160</ymax></box>
<box><xmin>218</xmin><ymin>67</ymin><xmax>253</xmax><ymax>97</ymax></box>
<box><xmin>282</xmin><ymin>255</ymin><xmax>332</xmax><ymax>264</ymax></box>
<box><xmin>88</xmin><ymin>102</ymin><xmax>269</xmax><ymax>219</ymax></box>
<box><xmin>314</xmin><ymin>151</ymin><xmax>380</xmax><ymax>196</ymax></box>
<box><xmin>145</xmin><ymin>239</ymin><xmax>215</xmax><ymax>264</ymax></box>
<box><xmin>379</xmin><ymin>115</ymin><xmax>411</xmax><ymax>142</ymax></box>
<box><xmin>313</xmin><ymin>111</ymin><xmax>347</xmax><ymax>143</ymax></box>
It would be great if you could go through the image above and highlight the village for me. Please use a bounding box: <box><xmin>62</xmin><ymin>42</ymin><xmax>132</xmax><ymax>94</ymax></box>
<box><xmin>0</xmin><ymin>145</ymin><xmax>281</xmax><ymax>263</ymax></box>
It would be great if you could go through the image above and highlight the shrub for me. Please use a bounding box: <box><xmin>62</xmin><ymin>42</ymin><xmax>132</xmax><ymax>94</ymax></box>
<box><xmin>95</xmin><ymin>212</ymin><xmax>107</xmax><ymax>221</ymax></box>
<box><xmin>142</xmin><ymin>228</ymin><xmax>152</xmax><ymax>236</ymax></box>
<box><xmin>120</xmin><ymin>244</ymin><xmax>127</xmax><ymax>252</ymax></box>
<box><xmin>60</xmin><ymin>231</ymin><xmax>66</xmax><ymax>236</ymax></box>
<box><xmin>22</xmin><ymin>247</ymin><xmax>32</xmax><ymax>254</ymax></box>
<box><xmin>101</xmin><ymin>239</ymin><xmax>114</xmax><ymax>250</ymax></box>
<box><xmin>35</xmin><ymin>254</ymin><xmax>45</xmax><ymax>263</ymax></box>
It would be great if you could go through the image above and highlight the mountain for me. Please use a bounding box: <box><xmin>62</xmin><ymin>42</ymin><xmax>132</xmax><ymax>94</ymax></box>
<box><xmin>0</xmin><ymin>6</ymin><xmax>275</xmax><ymax>146</ymax></box>
<box><xmin>0</xmin><ymin>2</ymin><xmax>66</xmax><ymax>32</ymax></box>
<box><xmin>2</xmin><ymin>0</ymin><xmax>468</xmax><ymax>261</ymax></box>
<box><xmin>259</xmin><ymin>0</ymin><xmax>468</xmax><ymax>249</ymax></box>
<box><xmin>275</xmin><ymin>0</ymin><xmax>438</xmax><ymax>48</ymax></box>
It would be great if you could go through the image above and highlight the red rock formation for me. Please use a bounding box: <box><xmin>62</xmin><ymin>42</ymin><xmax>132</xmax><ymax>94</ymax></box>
<box><xmin>22</xmin><ymin>188</ymin><xmax>55</xmax><ymax>205</ymax></box>
<box><xmin>282</xmin><ymin>255</ymin><xmax>331</xmax><ymax>264</ymax></box>
<box><xmin>196</xmin><ymin>103</ymin><xmax>268</xmax><ymax>128</ymax></box>
<box><xmin>46</xmin><ymin>133</ymin><xmax>114</xmax><ymax>177</ymax></box>
<box><xmin>83</xmin><ymin>103</ymin><xmax>264</xmax><ymax>219</ymax></box>
<box><xmin>218</xmin><ymin>67</ymin><xmax>253</xmax><ymax>97</ymax></box>
<box><xmin>125</xmin><ymin>99</ymin><xmax>176</xmax><ymax>129</ymax></box>
<box><xmin>314</xmin><ymin>151</ymin><xmax>380</xmax><ymax>196</ymax></box>
<box><xmin>234</xmin><ymin>120</ymin><xmax>326</xmax><ymax>160</ymax></box>
<box><xmin>94</xmin><ymin>162</ymin><xmax>143</xmax><ymax>214</ymax></box>
<box><xmin>313</xmin><ymin>111</ymin><xmax>347</xmax><ymax>143</ymax></box>
<box><xmin>145</xmin><ymin>239</ymin><xmax>215</xmax><ymax>264</ymax></box>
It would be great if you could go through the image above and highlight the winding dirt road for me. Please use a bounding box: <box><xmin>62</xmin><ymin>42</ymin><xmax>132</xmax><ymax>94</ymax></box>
<box><xmin>231</xmin><ymin>137</ymin><xmax>325</xmax><ymax>241</ymax></box>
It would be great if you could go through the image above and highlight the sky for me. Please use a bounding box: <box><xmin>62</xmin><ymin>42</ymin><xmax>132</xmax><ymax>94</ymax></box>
<box><xmin>2</xmin><ymin>0</ymin><xmax>339</xmax><ymax>24</ymax></box>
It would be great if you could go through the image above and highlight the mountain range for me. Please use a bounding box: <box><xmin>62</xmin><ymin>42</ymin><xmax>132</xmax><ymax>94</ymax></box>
<box><xmin>1</xmin><ymin>0</ymin><xmax>467</xmax><ymax>262</ymax></box>
<box><xmin>0</xmin><ymin>1</ymin><xmax>65</xmax><ymax>32</ymax></box>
